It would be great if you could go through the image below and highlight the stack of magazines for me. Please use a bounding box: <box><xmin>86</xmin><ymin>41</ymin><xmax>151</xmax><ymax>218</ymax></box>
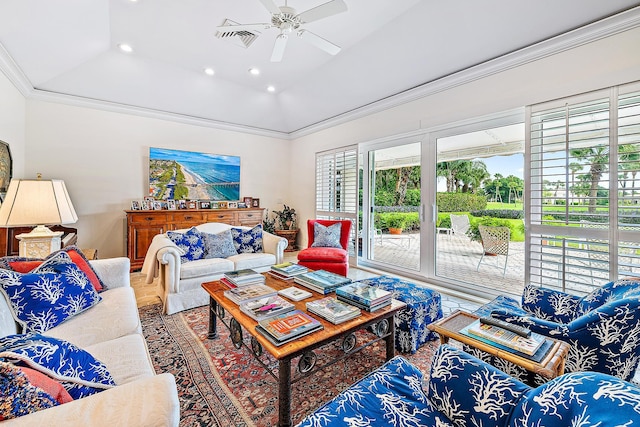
<box><xmin>269</xmin><ymin>262</ymin><xmax>310</xmax><ymax>280</ymax></box>
<box><xmin>223</xmin><ymin>283</ymin><xmax>277</xmax><ymax>305</ymax></box>
<box><xmin>294</xmin><ymin>270</ymin><xmax>351</xmax><ymax>294</ymax></box>
<box><xmin>255</xmin><ymin>309</ymin><xmax>324</xmax><ymax>346</ymax></box>
<box><xmin>464</xmin><ymin>320</ymin><xmax>546</xmax><ymax>356</ymax></box>
<box><xmin>335</xmin><ymin>282</ymin><xmax>392</xmax><ymax>312</ymax></box>
<box><xmin>306</xmin><ymin>296</ymin><xmax>361</xmax><ymax>324</ymax></box>
<box><xmin>239</xmin><ymin>295</ymin><xmax>294</xmax><ymax>321</ymax></box>
<box><xmin>222</xmin><ymin>269</ymin><xmax>265</xmax><ymax>288</ymax></box>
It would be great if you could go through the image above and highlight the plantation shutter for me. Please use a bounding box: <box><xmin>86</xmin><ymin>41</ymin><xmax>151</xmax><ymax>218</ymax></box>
<box><xmin>527</xmin><ymin>82</ymin><xmax>640</xmax><ymax>294</ymax></box>
<box><xmin>315</xmin><ymin>146</ymin><xmax>358</xmax><ymax>254</ymax></box>
<box><xmin>315</xmin><ymin>146</ymin><xmax>358</xmax><ymax>216</ymax></box>
<box><xmin>618</xmin><ymin>84</ymin><xmax>640</xmax><ymax>277</ymax></box>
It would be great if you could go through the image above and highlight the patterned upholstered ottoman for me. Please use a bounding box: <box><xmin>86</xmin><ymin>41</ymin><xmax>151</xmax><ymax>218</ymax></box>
<box><xmin>355</xmin><ymin>275</ymin><xmax>443</xmax><ymax>353</ymax></box>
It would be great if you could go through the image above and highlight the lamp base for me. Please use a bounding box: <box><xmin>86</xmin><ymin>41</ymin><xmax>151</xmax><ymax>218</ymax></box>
<box><xmin>16</xmin><ymin>226</ymin><xmax>64</xmax><ymax>258</ymax></box>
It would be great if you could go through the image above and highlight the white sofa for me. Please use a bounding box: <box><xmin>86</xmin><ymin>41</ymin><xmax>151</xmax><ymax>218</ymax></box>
<box><xmin>142</xmin><ymin>223</ymin><xmax>288</xmax><ymax>315</ymax></box>
<box><xmin>0</xmin><ymin>257</ymin><xmax>180</xmax><ymax>427</ymax></box>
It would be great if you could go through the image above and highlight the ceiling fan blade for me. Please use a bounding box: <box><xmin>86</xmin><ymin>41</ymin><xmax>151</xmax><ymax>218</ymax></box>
<box><xmin>297</xmin><ymin>0</ymin><xmax>347</xmax><ymax>24</ymax></box>
<box><xmin>217</xmin><ymin>23</ymin><xmax>271</xmax><ymax>32</ymax></box>
<box><xmin>270</xmin><ymin>34</ymin><xmax>288</xmax><ymax>62</ymax></box>
<box><xmin>297</xmin><ymin>29</ymin><xmax>340</xmax><ymax>55</ymax></box>
<box><xmin>257</xmin><ymin>0</ymin><xmax>281</xmax><ymax>15</ymax></box>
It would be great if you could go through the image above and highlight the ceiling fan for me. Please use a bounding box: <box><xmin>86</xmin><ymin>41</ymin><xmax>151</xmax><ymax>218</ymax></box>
<box><xmin>217</xmin><ymin>0</ymin><xmax>348</xmax><ymax>62</ymax></box>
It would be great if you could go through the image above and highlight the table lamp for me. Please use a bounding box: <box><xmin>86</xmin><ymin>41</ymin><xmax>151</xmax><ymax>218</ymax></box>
<box><xmin>0</xmin><ymin>175</ymin><xmax>78</xmax><ymax>258</ymax></box>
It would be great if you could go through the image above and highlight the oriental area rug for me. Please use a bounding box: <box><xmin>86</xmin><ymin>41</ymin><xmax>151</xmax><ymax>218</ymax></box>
<box><xmin>139</xmin><ymin>304</ymin><xmax>438</xmax><ymax>427</ymax></box>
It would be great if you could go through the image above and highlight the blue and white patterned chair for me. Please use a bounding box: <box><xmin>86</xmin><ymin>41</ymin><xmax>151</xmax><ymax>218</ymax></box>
<box><xmin>475</xmin><ymin>278</ymin><xmax>640</xmax><ymax>384</ymax></box>
<box><xmin>298</xmin><ymin>344</ymin><xmax>640</xmax><ymax>427</ymax></box>
<box><xmin>355</xmin><ymin>275</ymin><xmax>443</xmax><ymax>353</ymax></box>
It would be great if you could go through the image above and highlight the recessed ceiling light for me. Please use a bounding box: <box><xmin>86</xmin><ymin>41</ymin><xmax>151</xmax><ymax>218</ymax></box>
<box><xmin>204</xmin><ymin>68</ymin><xmax>215</xmax><ymax>76</ymax></box>
<box><xmin>267</xmin><ymin>85</ymin><xmax>275</xmax><ymax>92</ymax></box>
<box><xmin>118</xmin><ymin>43</ymin><xmax>133</xmax><ymax>53</ymax></box>
<box><xmin>248</xmin><ymin>67</ymin><xmax>260</xmax><ymax>76</ymax></box>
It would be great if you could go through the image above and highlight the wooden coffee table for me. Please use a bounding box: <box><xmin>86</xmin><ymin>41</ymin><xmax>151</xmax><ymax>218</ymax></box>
<box><xmin>428</xmin><ymin>309</ymin><xmax>570</xmax><ymax>380</ymax></box>
<box><xmin>202</xmin><ymin>274</ymin><xmax>406</xmax><ymax>427</ymax></box>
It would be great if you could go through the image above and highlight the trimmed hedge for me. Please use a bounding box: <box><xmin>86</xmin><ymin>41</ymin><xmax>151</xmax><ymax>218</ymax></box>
<box><xmin>437</xmin><ymin>192</ymin><xmax>487</xmax><ymax>212</ymax></box>
<box><xmin>471</xmin><ymin>209</ymin><xmax>524</xmax><ymax>219</ymax></box>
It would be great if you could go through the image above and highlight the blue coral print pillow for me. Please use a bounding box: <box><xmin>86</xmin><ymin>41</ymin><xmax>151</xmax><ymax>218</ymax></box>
<box><xmin>167</xmin><ymin>226</ymin><xmax>205</xmax><ymax>262</ymax></box>
<box><xmin>202</xmin><ymin>229</ymin><xmax>238</xmax><ymax>259</ymax></box>
<box><xmin>0</xmin><ymin>334</ymin><xmax>115</xmax><ymax>399</ymax></box>
<box><xmin>231</xmin><ymin>224</ymin><xmax>263</xmax><ymax>254</ymax></box>
<box><xmin>311</xmin><ymin>222</ymin><xmax>342</xmax><ymax>248</ymax></box>
<box><xmin>0</xmin><ymin>252</ymin><xmax>101</xmax><ymax>334</ymax></box>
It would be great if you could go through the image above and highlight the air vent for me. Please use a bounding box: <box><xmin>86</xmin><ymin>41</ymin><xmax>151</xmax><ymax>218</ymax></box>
<box><xmin>215</xmin><ymin>19</ymin><xmax>260</xmax><ymax>48</ymax></box>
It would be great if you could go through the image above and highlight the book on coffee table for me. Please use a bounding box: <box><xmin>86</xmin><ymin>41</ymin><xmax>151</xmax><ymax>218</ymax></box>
<box><xmin>224</xmin><ymin>269</ymin><xmax>265</xmax><ymax>286</ymax></box>
<box><xmin>223</xmin><ymin>283</ymin><xmax>277</xmax><ymax>305</ymax></box>
<box><xmin>294</xmin><ymin>270</ymin><xmax>351</xmax><ymax>294</ymax></box>
<box><xmin>239</xmin><ymin>295</ymin><xmax>295</xmax><ymax>321</ymax></box>
<box><xmin>462</xmin><ymin>320</ymin><xmax>548</xmax><ymax>357</ymax></box>
<box><xmin>278</xmin><ymin>286</ymin><xmax>313</xmax><ymax>301</ymax></box>
<box><xmin>255</xmin><ymin>309</ymin><xmax>323</xmax><ymax>346</ymax></box>
<box><xmin>306</xmin><ymin>297</ymin><xmax>361</xmax><ymax>324</ymax></box>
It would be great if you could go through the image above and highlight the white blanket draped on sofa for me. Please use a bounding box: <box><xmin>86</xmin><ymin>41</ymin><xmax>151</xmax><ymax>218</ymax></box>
<box><xmin>142</xmin><ymin>222</ymin><xmax>287</xmax><ymax>315</ymax></box>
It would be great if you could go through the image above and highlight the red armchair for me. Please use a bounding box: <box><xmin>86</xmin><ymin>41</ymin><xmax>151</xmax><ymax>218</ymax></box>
<box><xmin>297</xmin><ymin>219</ymin><xmax>351</xmax><ymax>276</ymax></box>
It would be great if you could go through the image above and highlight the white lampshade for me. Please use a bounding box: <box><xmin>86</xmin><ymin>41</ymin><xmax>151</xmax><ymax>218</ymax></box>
<box><xmin>0</xmin><ymin>178</ymin><xmax>78</xmax><ymax>227</ymax></box>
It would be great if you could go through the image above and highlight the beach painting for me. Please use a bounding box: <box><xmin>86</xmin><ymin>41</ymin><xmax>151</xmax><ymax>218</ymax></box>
<box><xmin>149</xmin><ymin>147</ymin><xmax>240</xmax><ymax>201</ymax></box>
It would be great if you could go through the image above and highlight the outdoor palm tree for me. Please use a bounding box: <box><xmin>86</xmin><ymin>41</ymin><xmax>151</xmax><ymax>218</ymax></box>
<box><xmin>570</xmin><ymin>146</ymin><xmax>609</xmax><ymax>213</ymax></box>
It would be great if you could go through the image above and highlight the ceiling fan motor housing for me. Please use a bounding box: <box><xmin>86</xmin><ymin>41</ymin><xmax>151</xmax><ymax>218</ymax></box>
<box><xmin>272</xmin><ymin>6</ymin><xmax>301</xmax><ymax>32</ymax></box>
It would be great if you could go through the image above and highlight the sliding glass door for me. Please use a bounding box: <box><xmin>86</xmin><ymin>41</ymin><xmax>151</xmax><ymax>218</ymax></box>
<box><xmin>359</xmin><ymin>137</ymin><xmax>423</xmax><ymax>272</ymax></box>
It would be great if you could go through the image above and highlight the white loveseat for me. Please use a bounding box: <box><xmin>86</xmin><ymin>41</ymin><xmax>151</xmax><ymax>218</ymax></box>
<box><xmin>0</xmin><ymin>257</ymin><xmax>180</xmax><ymax>427</ymax></box>
<box><xmin>142</xmin><ymin>223</ymin><xmax>287</xmax><ymax>315</ymax></box>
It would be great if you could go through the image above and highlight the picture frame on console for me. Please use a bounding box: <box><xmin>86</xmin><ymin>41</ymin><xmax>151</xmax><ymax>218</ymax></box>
<box><xmin>252</xmin><ymin>198</ymin><xmax>260</xmax><ymax>208</ymax></box>
<box><xmin>228</xmin><ymin>201</ymin><xmax>238</xmax><ymax>209</ymax></box>
<box><xmin>199</xmin><ymin>201</ymin><xmax>211</xmax><ymax>209</ymax></box>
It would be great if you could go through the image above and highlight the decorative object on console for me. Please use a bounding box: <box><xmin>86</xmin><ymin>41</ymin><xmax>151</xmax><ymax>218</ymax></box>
<box><xmin>0</xmin><ymin>175</ymin><xmax>78</xmax><ymax>258</ymax></box>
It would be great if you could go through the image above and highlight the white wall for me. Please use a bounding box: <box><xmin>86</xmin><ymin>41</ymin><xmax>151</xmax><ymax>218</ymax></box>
<box><xmin>24</xmin><ymin>101</ymin><xmax>292</xmax><ymax>258</ymax></box>
<box><xmin>0</xmin><ymin>70</ymin><xmax>26</xmax><ymax>177</ymax></box>
<box><xmin>290</xmin><ymin>26</ymin><xmax>640</xmax><ymax>248</ymax></box>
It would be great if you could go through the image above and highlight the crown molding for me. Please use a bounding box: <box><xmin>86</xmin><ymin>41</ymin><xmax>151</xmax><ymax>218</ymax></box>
<box><xmin>1</xmin><ymin>6</ymin><xmax>639</xmax><ymax>140</ymax></box>
<box><xmin>0</xmin><ymin>43</ymin><xmax>33</xmax><ymax>97</ymax></box>
<box><xmin>29</xmin><ymin>89</ymin><xmax>290</xmax><ymax>140</ymax></box>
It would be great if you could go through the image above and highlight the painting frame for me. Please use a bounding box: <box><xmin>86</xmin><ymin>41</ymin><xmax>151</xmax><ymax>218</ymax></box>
<box><xmin>0</xmin><ymin>141</ymin><xmax>12</xmax><ymax>200</ymax></box>
<box><xmin>148</xmin><ymin>147</ymin><xmax>240</xmax><ymax>202</ymax></box>
<box><xmin>252</xmin><ymin>198</ymin><xmax>260</xmax><ymax>208</ymax></box>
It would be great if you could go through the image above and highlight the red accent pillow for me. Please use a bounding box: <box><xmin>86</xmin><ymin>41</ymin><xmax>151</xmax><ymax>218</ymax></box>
<box><xmin>18</xmin><ymin>366</ymin><xmax>74</xmax><ymax>405</ymax></box>
<box><xmin>7</xmin><ymin>248</ymin><xmax>104</xmax><ymax>292</ymax></box>
<box><xmin>8</xmin><ymin>260</ymin><xmax>42</xmax><ymax>273</ymax></box>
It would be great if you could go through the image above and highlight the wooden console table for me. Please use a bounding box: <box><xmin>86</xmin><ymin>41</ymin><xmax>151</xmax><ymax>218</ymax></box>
<box><xmin>125</xmin><ymin>208</ymin><xmax>263</xmax><ymax>271</ymax></box>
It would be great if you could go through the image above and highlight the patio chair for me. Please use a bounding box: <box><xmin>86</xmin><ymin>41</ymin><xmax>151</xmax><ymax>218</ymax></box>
<box><xmin>450</xmin><ymin>214</ymin><xmax>470</xmax><ymax>239</ymax></box>
<box><xmin>476</xmin><ymin>225</ymin><xmax>510</xmax><ymax>277</ymax></box>
<box><xmin>473</xmin><ymin>278</ymin><xmax>640</xmax><ymax>384</ymax></box>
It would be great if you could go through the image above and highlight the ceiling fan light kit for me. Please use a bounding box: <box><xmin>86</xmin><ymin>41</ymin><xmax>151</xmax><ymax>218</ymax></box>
<box><xmin>218</xmin><ymin>0</ymin><xmax>347</xmax><ymax>62</ymax></box>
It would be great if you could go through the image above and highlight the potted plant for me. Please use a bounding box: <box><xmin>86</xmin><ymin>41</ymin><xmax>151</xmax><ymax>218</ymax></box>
<box><xmin>273</xmin><ymin>204</ymin><xmax>297</xmax><ymax>230</ymax></box>
<box><xmin>386</xmin><ymin>213</ymin><xmax>406</xmax><ymax>235</ymax></box>
<box><xmin>263</xmin><ymin>210</ymin><xmax>276</xmax><ymax>234</ymax></box>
